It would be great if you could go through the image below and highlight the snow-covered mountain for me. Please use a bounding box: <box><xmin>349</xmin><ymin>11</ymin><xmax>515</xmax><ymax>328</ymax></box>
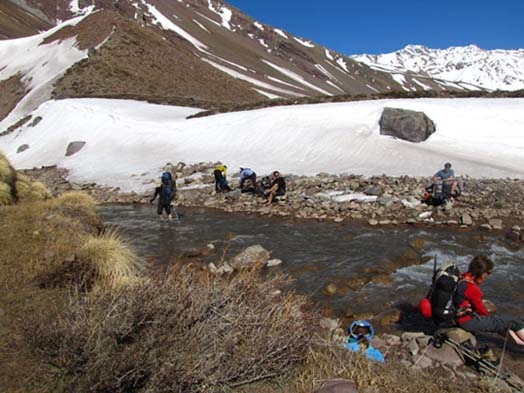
<box><xmin>352</xmin><ymin>45</ymin><xmax>524</xmax><ymax>92</ymax></box>
<box><xmin>1</xmin><ymin>0</ymin><xmax>490</xmax><ymax>130</ymax></box>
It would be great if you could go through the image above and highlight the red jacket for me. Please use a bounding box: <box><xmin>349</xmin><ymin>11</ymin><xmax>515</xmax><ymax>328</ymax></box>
<box><xmin>456</xmin><ymin>272</ymin><xmax>489</xmax><ymax>325</ymax></box>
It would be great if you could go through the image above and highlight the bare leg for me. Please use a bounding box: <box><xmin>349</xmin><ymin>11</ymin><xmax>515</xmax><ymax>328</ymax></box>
<box><xmin>509</xmin><ymin>329</ymin><xmax>524</xmax><ymax>345</ymax></box>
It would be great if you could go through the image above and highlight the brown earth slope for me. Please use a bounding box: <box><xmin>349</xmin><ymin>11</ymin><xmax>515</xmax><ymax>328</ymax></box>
<box><xmin>0</xmin><ymin>1</ymin><xmax>51</xmax><ymax>39</ymax></box>
<box><xmin>51</xmin><ymin>10</ymin><xmax>264</xmax><ymax>105</ymax></box>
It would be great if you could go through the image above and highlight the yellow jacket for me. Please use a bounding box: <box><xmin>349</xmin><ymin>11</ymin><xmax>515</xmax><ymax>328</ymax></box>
<box><xmin>215</xmin><ymin>165</ymin><xmax>227</xmax><ymax>177</ymax></box>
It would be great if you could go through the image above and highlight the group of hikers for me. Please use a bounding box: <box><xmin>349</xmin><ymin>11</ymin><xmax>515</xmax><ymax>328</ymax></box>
<box><xmin>150</xmin><ymin>163</ymin><xmax>286</xmax><ymax>221</ymax></box>
<box><xmin>213</xmin><ymin>164</ymin><xmax>286</xmax><ymax>205</ymax></box>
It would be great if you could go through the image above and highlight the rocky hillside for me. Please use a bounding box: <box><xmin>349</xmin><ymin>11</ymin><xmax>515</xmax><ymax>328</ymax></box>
<box><xmin>352</xmin><ymin>44</ymin><xmax>524</xmax><ymax>91</ymax></box>
<box><xmin>0</xmin><ymin>0</ymin><xmax>489</xmax><ymax>128</ymax></box>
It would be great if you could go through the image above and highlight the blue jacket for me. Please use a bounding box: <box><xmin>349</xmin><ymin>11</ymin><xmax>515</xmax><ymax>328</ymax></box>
<box><xmin>342</xmin><ymin>341</ymin><xmax>385</xmax><ymax>363</ymax></box>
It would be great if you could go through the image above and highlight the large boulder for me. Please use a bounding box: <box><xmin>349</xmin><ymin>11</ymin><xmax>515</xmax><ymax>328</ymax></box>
<box><xmin>229</xmin><ymin>245</ymin><xmax>271</xmax><ymax>270</ymax></box>
<box><xmin>313</xmin><ymin>379</ymin><xmax>359</xmax><ymax>393</ymax></box>
<box><xmin>379</xmin><ymin>107</ymin><xmax>436</xmax><ymax>142</ymax></box>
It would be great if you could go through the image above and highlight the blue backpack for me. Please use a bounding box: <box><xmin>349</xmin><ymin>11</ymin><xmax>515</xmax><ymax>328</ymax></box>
<box><xmin>161</xmin><ymin>171</ymin><xmax>172</xmax><ymax>186</ymax></box>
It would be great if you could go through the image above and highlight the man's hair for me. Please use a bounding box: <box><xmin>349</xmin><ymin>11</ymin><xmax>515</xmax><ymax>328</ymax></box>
<box><xmin>444</xmin><ymin>162</ymin><xmax>452</xmax><ymax>168</ymax></box>
<box><xmin>468</xmin><ymin>255</ymin><xmax>494</xmax><ymax>279</ymax></box>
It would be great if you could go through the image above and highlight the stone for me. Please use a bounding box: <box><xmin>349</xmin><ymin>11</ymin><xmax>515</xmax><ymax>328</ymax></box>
<box><xmin>368</xmin><ymin>219</ymin><xmax>378</xmax><ymax>226</ymax></box>
<box><xmin>407</xmin><ymin>340</ymin><xmax>419</xmax><ymax>355</ymax></box>
<box><xmin>313</xmin><ymin>379</ymin><xmax>359</xmax><ymax>393</ymax></box>
<box><xmin>480</xmin><ymin>223</ymin><xmax>492</xmax><ymax>231</ymax></box>
<box><xmin>65</xmin><ymin>141</ymin><xmax>86</xmax><ymax>156</ymax></box>
<box><xmin>17</xmin><ymin>144</ymin><xmax>29</xmax><ymax>153</ymax></box>
<box><xmin>424</xmin><ymin>344</ymin><xmax>463</xmax><ymax>367</ymax></box>
<box><xmin>412</xmin><ymin>354</ymin><xmax>433</xmax><ymax>369</ymax></box>
<box><xmin>382</xmin><ymin>333</ymin><xmax>401</xmax><ymax>346</ymax></box>
<box><xmin>364</xmin><ymin>185</ymin><xmax>382</xmax><ymax>196</ymax></box>
<box><xmin>401</xmin><ymin>332</ymin><xmax>426</xmax><ymax>341</ymax></box>
<box><xmin>379</xmin><ymin>107</ymin><xmax>436</xmax><ymax>143</ymax></box>
<box><xmin>461</xmin><ymin>213</ymin><xmax>473</xmax><ymax>226</ymax></box>
<box><xmin>324</xmin><ymin>283</ymin><xmax>338</xmax><ymax>296</ymax></box>
<box><xmin>266</xmin><ymin>258</ymin><xmax>283</xmax><ymax>267</ymax></box>
<box><xmin>488</xmin><ymin>218</ymin><xmax>503</xmax><ymax>230</ymax></box>
<box><xmin>229</xmin><ymin>245</ymin><xmax>271</xmax><ymax>270</ymax></box>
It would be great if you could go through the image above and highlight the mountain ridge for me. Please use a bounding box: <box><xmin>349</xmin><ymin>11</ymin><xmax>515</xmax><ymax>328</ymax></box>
<box><xmin>352</xmin><ymin>44</ymin><xmax>524</xmax><ymax>91</ymax></box>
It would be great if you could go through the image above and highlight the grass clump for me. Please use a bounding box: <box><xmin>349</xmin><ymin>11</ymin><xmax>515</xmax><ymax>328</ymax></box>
<box><xmin>76</xmin><ymin>228</ymin><xmax>144</xmax><ymax>288</ymax></box>
<box><xmin>26</xmin><ymin>265</ymin><xmax>318</xmax><ymax>393</ymax></box>
<box><xmin>15</xmin><ymin>174</ymin><xmax>51</xmax><ymax>202</ymax></box>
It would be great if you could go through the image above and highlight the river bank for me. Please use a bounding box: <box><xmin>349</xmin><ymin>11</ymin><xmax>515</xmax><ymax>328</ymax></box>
<box><xmin>22</xmin><ymin>162</ymin><xmax>524</xmax><ymax>239</ymax></box>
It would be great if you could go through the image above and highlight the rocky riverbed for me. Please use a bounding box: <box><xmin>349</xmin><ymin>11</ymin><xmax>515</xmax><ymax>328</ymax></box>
<box><xmin>22</xmin><ymin>162</ymin><xmax>524</xmax><ymax>240</ymax></box>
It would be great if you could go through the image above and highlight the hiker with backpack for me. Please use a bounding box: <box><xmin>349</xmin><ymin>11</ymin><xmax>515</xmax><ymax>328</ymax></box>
<box><xmin>454</xmin><ymin>255</ymin><xmax>524</xmax><ymax>346</ymax></box>
<box><xmin>213</xmin><ymin>164</ymin><xmax>230</xmax><ymax>193</ymax></box>
<box><xmin>149</xmin><ymin>170</ymin><xmax>176</xmax><ymax>221</ymax></box>
<box><xmin>420</xmin><ymin>255</ymin><xmax>524</xmax><ymax>346</ymax></box>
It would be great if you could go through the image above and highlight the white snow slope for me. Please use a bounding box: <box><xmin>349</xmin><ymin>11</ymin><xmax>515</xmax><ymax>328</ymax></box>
<box><xmin>0</xmin><ymin>97</ymin><xmax>523</xmax><ymax>192</ymax></box>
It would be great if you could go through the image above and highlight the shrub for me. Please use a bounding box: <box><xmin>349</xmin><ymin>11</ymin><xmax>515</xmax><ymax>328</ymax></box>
<box><xmin>56</xmin><ymin>191</ymin><xmax>96</xmax><ymax>209</ymax></box>
<box><xmin>76</xmin><ymin>228</ymin><xmax>144</xmax><ymax>288</ymax></box>
<box><xmin>0</xmin><ymin>182</ymin><xmax>14</xmax><ymax>205</ymax></box>
<box><xmin>26</xmin><ymin>265</ymin><xmax>318</xmax><ymax>393</ymax></box>
<box><xmin>15</xmin><ymin>175</ymin><xmax>52</xmax><ymax>202</ymax></box>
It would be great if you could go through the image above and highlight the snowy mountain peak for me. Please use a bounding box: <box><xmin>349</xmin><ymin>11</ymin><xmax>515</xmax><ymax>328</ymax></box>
<box><xmin>352</xmin><ymin>45</ymin><xmax>524</xmax><ymax>91</ymax></box>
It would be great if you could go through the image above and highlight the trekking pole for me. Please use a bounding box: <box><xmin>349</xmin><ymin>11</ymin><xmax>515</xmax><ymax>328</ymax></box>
<box><xmin>441</xmin><ymin>336</ymin><xmax>524</xmax><ymax>391</ymax></box>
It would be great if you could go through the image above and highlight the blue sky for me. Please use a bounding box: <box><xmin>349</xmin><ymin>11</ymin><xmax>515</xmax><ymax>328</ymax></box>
<box><xmin>226</xmin><ymin>0</ymin><xmax>524</xmax><ymax>55</ymax></box>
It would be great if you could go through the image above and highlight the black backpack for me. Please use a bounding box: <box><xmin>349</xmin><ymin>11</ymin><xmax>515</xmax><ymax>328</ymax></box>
<box><xmin>426</xmin><ymin>262</ymin><xmax>461</xmax><ymax>325</ymax></box>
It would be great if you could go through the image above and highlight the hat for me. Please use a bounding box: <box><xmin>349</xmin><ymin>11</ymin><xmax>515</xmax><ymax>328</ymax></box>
<box><xmin>348</xmin><ymin>320</ymin><xmax>374</xmax><ymax>341</ymax></box>
<box><xmin>444</xmin><ymin>162</ymin><xmax>452</xmax><ymax>168</ymax></box>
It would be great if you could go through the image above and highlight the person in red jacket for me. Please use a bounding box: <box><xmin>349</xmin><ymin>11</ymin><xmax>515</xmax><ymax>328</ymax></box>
<box><xmin>455</xmin><ymin>255</ymin><xmax>524</xmax><ymax>345</ymax></box>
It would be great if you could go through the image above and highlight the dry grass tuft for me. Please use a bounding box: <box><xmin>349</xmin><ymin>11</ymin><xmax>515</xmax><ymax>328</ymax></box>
<box><xmin>0</xmin><ymin>182</ymin><xmax>14</xmax><ymax>205</ymax></box>
<box><xmin>15</xmin><ymin>174</ymin><xmax>52</xmax><ymax>202</ymax></box>
<box><xmin>293</xmin><ymin>344</ymin><xmax>507</xmax><ymax>393</ymax></box>
<box><xmin>56</xmin><ymin>190</ymin><xmax>96</xmax><ymax>209</ymax></box>
<box><xmin>77</xmin><ymin>228</ymin><xmax>144</xmax><ymax>287</ymax></box>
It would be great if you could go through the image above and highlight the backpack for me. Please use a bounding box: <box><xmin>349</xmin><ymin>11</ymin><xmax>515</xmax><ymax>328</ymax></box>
<box><xmin>161</xmin><ymin>171</ymin><xmax>172</xmax><ymax>186</ymax></box>
<box><xmin>420</xmin><ymin>262</ymin><xmax>461</xmax><ymax>325</ymax></box>
<box><xmin>161</xmin><ymin>185</ymin><xmax>172</xmax><ymax>201</ymax></box>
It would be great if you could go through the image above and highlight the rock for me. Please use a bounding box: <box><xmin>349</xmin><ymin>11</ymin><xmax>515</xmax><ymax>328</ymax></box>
<box><xmin>65</xmin><ymin>141</ymin><xmax>86</xmax><ymax>157</ymax></box>
<box><xmin>229</xmin><ymin>245</ymin><xmax>271</xmax><ymax>270</ymax></box>
<box><xmin>407</xmin><ymin>340</ymin><xmax>419</xmax><ymax>355</ymax></box>
<box><xmin>313</xmin><ymin>379</ymin><xmax>359</xmax><ymax>393</ymax></box>
<box><xmin>382</xmin><ymin>333</ymin><xmax>401</xmax><ymax>346</ymax></box>
<box><xmin>424</xmin><ymin>344</ymin><xmax>463</xmax><ymax>367</ymax></box>
<box><xmin>506</xmin><ymin>231</ymin><xmax>521</xmax><ymax>243</ymax></box>
<box><xmin>412</xmin><ymin>355</ymin><xmax>433</xmax><ymax>369</ymax></box>
<box><xmin>266</xmin><ymin>258</ymin><xmax>283</xmax><ymax>267</ymax></box>
<box><xmin>480</xmin><ymin>223</ymin><xmax>492</xmax><ymax>231</ymax></box>
<box><xmin>17</xmin><ymin>144</ymin><xmax>29</xmax><ymax>153</ymax></box>
<box><xmin>379</xmin><ymin>107</ymin><xmax>436</xmax><ymax>143</ymax></box>
<box><xmin>401</xmin><ymin>332</ymin><xmax>426</xmax><ymax>342</ymax></box>
<box><xmin>416</xmin><ymin>336</ymin><xmax>433</xmax><ymax>348</ymax></box>
<box><xmin>376</xmin><ymin>309</ymin><xmax>401</xmax><ymax>326</ymax></box>
<box><xmin>461</xmin><ymin>213</ymin><xmax>473</xmax><ymax>226</ymax></box>
<box><xmin>324</xmin><ymin>283</ymin><xmax>338</xmax><ymax>296</ymax></box>
<box><xmin>488</xmin><ymin>218</ymin><xmax>503</xmax><ymax>230</ymax></box>
<box><xmin>364</xmin><ymin>185</ymin><xmax>382</xmax><ymax>196</ymax></box>
<box><xmin>368</xmin><ymin>219</ymin><xmax>378</xmax><ymax>226</ymax></box>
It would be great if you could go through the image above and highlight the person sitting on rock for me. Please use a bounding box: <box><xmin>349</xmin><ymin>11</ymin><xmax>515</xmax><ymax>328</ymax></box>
<box><xmin>342</xmin><ymin>320</ymin><xmax>384</xmax><ymax>362</ymax></box>
<box><xmin>239</xmin><ymin>167</ymin><xmax>257</xmax><ymax>193</ymax></box>
<box><xmin>432</xmin><ymin>162</ymin><xmax>458</xmax><ymax>197</ymax></box>
<box><xmin>213</xmin><ymin>164</ymin><xmax>230</xmax><ymax>193</ymax></box>
<box><xmin>265</xmin><ymin>170</ymin><xmax>286</xmax><ymax>205</ymax></box>
<box><xmin>454</xmin><ymin>255</ymin><xmax>524</xmax><ymax>346</ymax></box>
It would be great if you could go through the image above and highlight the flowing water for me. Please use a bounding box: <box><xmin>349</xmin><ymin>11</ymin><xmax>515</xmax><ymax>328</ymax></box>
<box><xmin>99</xmin><ymin>205</ymin><xmax>524</xmax><ymax>328</ymax></box>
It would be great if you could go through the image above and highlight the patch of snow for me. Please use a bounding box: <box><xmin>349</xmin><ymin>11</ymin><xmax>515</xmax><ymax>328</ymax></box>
<box><xmin>266</xmin><ymin>75</ymin><xmax>305</xmax><ymax>90</ymax></box>
<box><xmin>273</xmin><ymin>28</ymin><xmax>288</xmax><ymax>39</ymax></box>
<box><xmin>366</xmin><ymin>84</ymin><xmax>380</xmax><ymax>93</ymax></box>
<box><xmin>336</xmin><ymin>58</ymin><xmax>349</xmax><ymax>73</ymax></box>
<box><xmin>315</xmin><ymin>64</ymin><xmax>336</xmax><ymax>80</ymax></box>
<box><xmin>207</xmin><ymin>0</ymin><xmax>233</xmax><ymax>30</ymax></box>
<box><xmin>201</xmin><ymin>58</ymin><xmax>303</xmax><ymax>96</ymax></box>
<box><xmin>192</xmin><ymin>19</ymin><xmax>209</xmax><ymax>33</ymax></box>
<box><xmin>258</xmin><ymin>38</ymin><xmax>269</xmax><ymax>48</ymax></box>
<box><xmin>391</xmin><ymin>74</ymin><xmax>411</xmax><ymax>91</ymax></box>
<box><xmin>293</xmin><ymin>37</ymin><xmax>314</xmax><ymax>47</ymax></box>
<box><xmin>412</xmin><ymin>78</ymin><xmax>432</xmax><ymax>90</ymax></box>
<box><xmin>2</xmin><ymin>97</ymin><xmax>524</xmax><ymax>193</ymax></box>
<box><xmin>254</xmin><ymin>22</ymin><xmax>264</xmax><ymax>31</ymax></box>
<box><xmin>253</xmin><ymin>89</ymin><xmax>282</xmax><ymax>99</ymax></box>
<box><xmin>143</xmin><ymin>2</ymin><xmax>208</xmax><ymax>52</ymax></box>
<box><xmin>195</xmin><ymin>11</ymin><xmax>221</xmax><ymax>27</ymax></box>
<box><xmin>325</xmin><ymin>49</ymin><xmax>334</xmax><ymax>61</ymax></box>
<box><xmin>261</xmin><ymin>60</ymin><xmax>333</xmax><ymax>96</ymax></box>
<box><xmin>326</xmin><ymin>80</ymin><xmax>345</xmax><ymax>93</ymax></box>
